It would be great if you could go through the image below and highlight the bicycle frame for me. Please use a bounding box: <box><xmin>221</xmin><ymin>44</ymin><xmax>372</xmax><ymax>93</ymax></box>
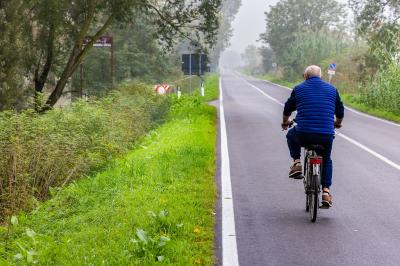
<box><xmin>303</xmin><ymin>149</ymin><xmax>323</xmax><ymax>222</ymax></box>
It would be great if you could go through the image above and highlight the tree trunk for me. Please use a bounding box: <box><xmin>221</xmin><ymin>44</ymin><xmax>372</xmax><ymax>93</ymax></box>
<box><xmin>34</xmin><ymin>24</ymin><xmax>54</xmax><ymax>111</ymax></box>
<box><xmin>45</xmin><ymin>14</ymin><xmax>114</xmax><ymax>109</ymax></box>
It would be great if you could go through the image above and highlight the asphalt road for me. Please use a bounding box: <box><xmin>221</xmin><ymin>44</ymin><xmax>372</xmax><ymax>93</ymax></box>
<box><xmin>219</xmin><ymin>71</ymin><xmax>400</xmax><ymax>266</ymax></box>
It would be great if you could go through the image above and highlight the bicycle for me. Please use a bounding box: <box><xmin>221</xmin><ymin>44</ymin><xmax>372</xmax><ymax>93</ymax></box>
<box><xmin>283</xmin><ymin>120</ymin><xmax>326</xmax><ymax>223</ymax></box>
<box><xmin>303</xmin><ymin>145</ymin><xmax>324</xmax><ymax>223</ymax></box>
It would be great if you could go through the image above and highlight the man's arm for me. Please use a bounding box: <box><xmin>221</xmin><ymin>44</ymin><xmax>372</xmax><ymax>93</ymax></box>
<box><xmin>335</xmin><ymin>90</ymin><xmax>344</xmax><ymax>128</ymax></box>
<box><xmin>282</xmin><ymin>89</ymin><xmax>296</xmax><ymax>130</ymax></box>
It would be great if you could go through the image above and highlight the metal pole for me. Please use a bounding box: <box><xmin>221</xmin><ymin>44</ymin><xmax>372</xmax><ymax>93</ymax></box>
<box><xmin>199</xmin><ymin>54</ymin><xmax>202</xmax><ymax>95</ymax></box>
<box><xmin>80</xmin><ymin>64</ymin><xmax>83</xmax><ymax>99</ymax></box>
<box><xmin>111</xmin><ymin>37</ymin><xmax>115</xmax><ymax>86</ymax></box>
<box><xmin>189</xmin><ymin>54</ymin><xmax>192</xmax><ymax>94</ymax></box>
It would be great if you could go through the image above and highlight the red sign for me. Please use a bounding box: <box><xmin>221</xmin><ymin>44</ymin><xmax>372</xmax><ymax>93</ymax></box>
<box><xmin>83</xmin><ymin>36</ymin><xmax>112</xmax><ymax>47</ymax></box>
<box><xmin>154</xmin><ymin>84</ymin><xmax>171</xmax><ymax>95</ymax></box>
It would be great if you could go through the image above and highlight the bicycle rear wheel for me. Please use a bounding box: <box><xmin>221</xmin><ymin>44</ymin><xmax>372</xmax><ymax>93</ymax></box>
<box><xmin>309</xmin><ymin>192</ymin><xmax>318</xmax><ymax>222</ymax></box>
<box><xmin>304</xmin><ymin>156</ymin><xmax>310</xmax><ymax>212</ymax></box>
<box><xmin>309</xmin><ymin>175</ymin><xmax>319</xmax><ymax>222</ymax></box>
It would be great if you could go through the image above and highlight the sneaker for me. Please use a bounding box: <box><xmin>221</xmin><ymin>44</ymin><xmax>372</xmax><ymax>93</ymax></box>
<box><xmin>289</xmin><ymin>162</ymin><xmax>302</xmax><ymax>178</ymax></box>
<box><xmin>321</xmin><ymin>190</ymin><xmax>333</xmax><ymax>208</ymax></box>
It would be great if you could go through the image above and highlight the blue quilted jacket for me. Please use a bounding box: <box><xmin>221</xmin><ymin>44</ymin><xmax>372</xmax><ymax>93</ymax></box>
<box><xmin>283</xmin><ymin>77</ymin><xmax>344</xmax><ymax>135</ymax></box>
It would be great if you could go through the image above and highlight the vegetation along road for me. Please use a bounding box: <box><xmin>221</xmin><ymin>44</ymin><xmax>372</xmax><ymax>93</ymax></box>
<box><xmin>1</xmin><ymin>0</ymin><xmax>400</xmax><ymax>265</ymax></box>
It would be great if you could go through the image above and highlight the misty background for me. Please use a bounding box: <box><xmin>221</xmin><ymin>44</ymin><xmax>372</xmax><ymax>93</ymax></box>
<box><xmin>228</xmin><ymin>0</ymin><xmax>349</xmax><ymax>54</ymax></box>
<box><xmin>229</xmin><ymin>0</ymin><xmax>279</xmax><ymax>53</ymax></box>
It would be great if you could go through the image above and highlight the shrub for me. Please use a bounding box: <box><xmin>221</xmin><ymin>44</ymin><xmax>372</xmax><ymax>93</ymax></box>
<box><xmin>359</xmin><ymin>63</ymin><xmax>400</xmax><ymax>115</ymax></box>
<box><xmin>0</xmin><ymin>83</ymin><xmax>170</xmax><ymax>220</ymax></box>
<box><xmin>280</xmin><ymin>32</ymin><xmax>347</xmax><ymax>81</ymax></box>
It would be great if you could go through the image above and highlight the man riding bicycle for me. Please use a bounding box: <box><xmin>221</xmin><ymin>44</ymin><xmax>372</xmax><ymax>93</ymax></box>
<box><xmin>281</xmin><ymin>65</ymin><xmax>344</xmax><ymax>208</ymax></box>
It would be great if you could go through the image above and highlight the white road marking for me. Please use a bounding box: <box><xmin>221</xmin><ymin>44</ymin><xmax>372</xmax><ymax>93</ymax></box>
<box><xmin>242</xmin><ymin>79</ymin><xmax>284</xmax><ymax>107</ymax></box>
<box><xmin>240</xmin><ymin>77</ymin><xmax>400</xmax><ymax>172</ymax></box>
<box><xmin>344</xmin><ymin>106</ymin><xmax>400</xmax><ymax>127</ymax></box>
<box><xmin>220</xmin><ymin>77</ymin><xmax>240</xmax><ymax>266</ymax></box>
<box><xmin>337</xmin><ymin>133</ymin><xmax>400</xmax><ymax>171</ymax></box>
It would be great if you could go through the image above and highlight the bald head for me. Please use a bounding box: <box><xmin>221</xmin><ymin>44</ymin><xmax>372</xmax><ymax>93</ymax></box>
<box><xmin>304</xmin><ymin>65</ymin><xmax>322</xmax><ymax>80</ymax></box>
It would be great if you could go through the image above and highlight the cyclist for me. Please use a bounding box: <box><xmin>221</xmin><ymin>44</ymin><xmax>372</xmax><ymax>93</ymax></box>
<box><xmin>281</xmin><ymin>65</ymin><xmax>344</xmax><ymax>208</ymax></box>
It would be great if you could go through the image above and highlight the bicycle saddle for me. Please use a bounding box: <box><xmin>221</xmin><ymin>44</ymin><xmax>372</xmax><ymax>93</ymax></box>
<box><xmin>305</xmin><ymin>144</ymin><xmax>325</xmax><ymax>151</ymax></box>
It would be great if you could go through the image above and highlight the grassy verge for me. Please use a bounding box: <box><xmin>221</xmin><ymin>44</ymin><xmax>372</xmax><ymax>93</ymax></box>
<box><xmin>341</xmin><ymin>93</ymin><xmax>400</xmax><ymax>123</ymax></box>
<box><xmin>0</xmin><ymin>84</ymin><xmax>170</xmax><ymax>221</ymax></box>
<box><xmin>203</xmin><ymin>74</ymin><xmax>219</xmax><ymax>102</ymax></box>
<box><xmin>0</xmin><ymin>96</ymin><xmax>217</xmax><ymax>265</ymax></box>
<box><xmin>257</xmin><ymin>73</ymin><xmax>400</xmax><ymax>123</ymax></box>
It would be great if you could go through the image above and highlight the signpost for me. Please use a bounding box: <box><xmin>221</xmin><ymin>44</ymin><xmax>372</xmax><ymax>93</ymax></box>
<box><xmin>79</xmin><ymin>36</ymin><xmax>114</xmax><ymax>98</ymax></box>
<box><xmin>328</xmin><ymin>63</ymin><xmax>336</xmax><ymax>84</ymax></box>
<box><xmin>182</xmin><ymin>54</ymin><xmax>209</xmax><ymax>95</ymax></box>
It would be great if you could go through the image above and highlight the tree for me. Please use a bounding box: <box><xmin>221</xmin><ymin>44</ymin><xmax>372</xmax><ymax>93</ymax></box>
<box><xmin>209</xmin><ymin>0</ymin><xmax>242</xmax><ymax>69</ymax></box>
<box><xmin>280</xmin><ymin>32</ymin><xmax>347</xmax><ymax>79</ymax></box>
<box><xmin>27</xmin><ymin>0</ymin><xmax>222</xmax><ymax>109</ymax></box>
<box><xmin>0</xmin><ymin>0</ymin><xmax>33</xmax><ymax>110</ymax></box>
<box><xmin>75</xmin><ymin>16</ymin><xmax>182</xmax><ymax>97</ymax></box>
<box><xmin>260</xmin><ymin>0</ymin><xmax>346</xmax><ymax>66</ymax></box>
<box><xmin>350</xmin><ymin>0</ymin><xmax>400</xmax><ymax>64</ymax></box>
<box><xmin>241</xmin><ymin>45</ymin><xmax>263</xmax><ymax>75</ymax></box>
<box><xmin>260</xmin><ymin>46</ymin><xmax>274</xmax><ymax>73</ymax></box>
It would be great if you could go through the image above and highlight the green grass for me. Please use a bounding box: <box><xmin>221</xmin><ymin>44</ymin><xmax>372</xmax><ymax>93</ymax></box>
<box><xmin>203</xmin><ymin>73</ymin><xmax>219</xmax><ymax>102</ymax></box>
<box><xmin>0</xmin><ymin>97</ymin><xmax>217</xmax><ymax>265</ymax></box>
<box><xmin>257</xmin><ymin>73</ymin><xmax>400</xmax><ymax>124</ymax></box>
<box><xmin>342</xmin><ymin>93</ymin><xmax>400</xmax><ymax>123</ymax></box>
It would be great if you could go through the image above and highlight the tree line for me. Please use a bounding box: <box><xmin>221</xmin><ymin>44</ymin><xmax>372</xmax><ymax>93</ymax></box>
<box><xmin>0</xmin><ymin>0</ymin><xmax>242</xmax><ymax>111</ymax></box>
<box><xmin>241</xmin><ymin>0</ymin><xmax>399</xmax><ymax>116</ymax></box>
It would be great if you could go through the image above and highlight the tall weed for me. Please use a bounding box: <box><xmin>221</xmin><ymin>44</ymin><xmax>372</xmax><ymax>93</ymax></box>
<box><xmin>359</xmin><ymin>63</ymin><xmax>400</xmax><ymax>115</ymax></box>
<box><xmin>0</xmin><ymin>84</ymin><xmax>170</xmax><ymax>220</ymax></box>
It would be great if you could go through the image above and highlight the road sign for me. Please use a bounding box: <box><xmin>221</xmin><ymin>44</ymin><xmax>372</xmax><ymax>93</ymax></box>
<box><xmin>83</xmin><ymin>36</ymin><xmax>113</xmax><ymax>47</ymax></box>
<box><xmin>328</xmin><ymin>69</ymin><xmax>336</xmax><ymax>76</ymax></box>
<box><xmin>328</xmin><ymin>63</ymin><xmax>336</xmax><ymax>76</ymax></box>
<box><xmin>181</xmin><ymin>54</ymin><xmax>209</xmax><ymax>76</ymax></box>
<box><xmin>154</xmin><ymin>84</ymin><xmax>170</xmax><ymax>95</ymax></box>
<box><xmin>328</xmin><ymin>63</ymin><xmax>336</xmax><ymax>84</ymax></box>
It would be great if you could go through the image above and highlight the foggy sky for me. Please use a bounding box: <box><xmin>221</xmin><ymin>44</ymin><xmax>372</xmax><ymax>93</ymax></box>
<box><xmin>228</xmin><ymin>0</ymin><xmax>279</xmax><ymax>53</ymax></box>
<box><xmin>229</xmin><ymin>0</ymin><xmax>349</xmax><ymax>54</ymax></box>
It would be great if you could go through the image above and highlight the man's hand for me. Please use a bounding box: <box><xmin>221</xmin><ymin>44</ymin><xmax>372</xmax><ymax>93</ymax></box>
<box><xmin>334</xmin><ymin>119</ymin><xmax>343</xmax><ymax>129</ymax></box>
<box><xmin>281</xmin><ymin>120</ymin><xmax>293</xmax><ymax>131</ymax></box>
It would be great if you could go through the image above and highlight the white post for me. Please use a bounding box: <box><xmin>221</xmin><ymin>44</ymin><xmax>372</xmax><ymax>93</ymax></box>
<box><xmin>201</xmin><ymin>79</ymin><xmax>205</xmax><ymax>97</ymax></box>
<box><xmin>177</xmin><ymin>87</ymin><xmax>181</xmax><ymax>99</ymax></box>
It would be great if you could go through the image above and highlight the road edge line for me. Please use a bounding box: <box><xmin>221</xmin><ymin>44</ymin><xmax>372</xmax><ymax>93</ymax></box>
<box><xmin>240</xmin><ymin>76</ymin><xmax>400</xmax><ymax>172</ymax></box>
<box><xmin>220</xmin><ymin>77</ymin><xmax>240</xmax><ymax>266</ymax></box>
<box><xmin>337</xmin><ymin>133</ymin><xmax>400</xmax><ymax>171</ymax></box>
